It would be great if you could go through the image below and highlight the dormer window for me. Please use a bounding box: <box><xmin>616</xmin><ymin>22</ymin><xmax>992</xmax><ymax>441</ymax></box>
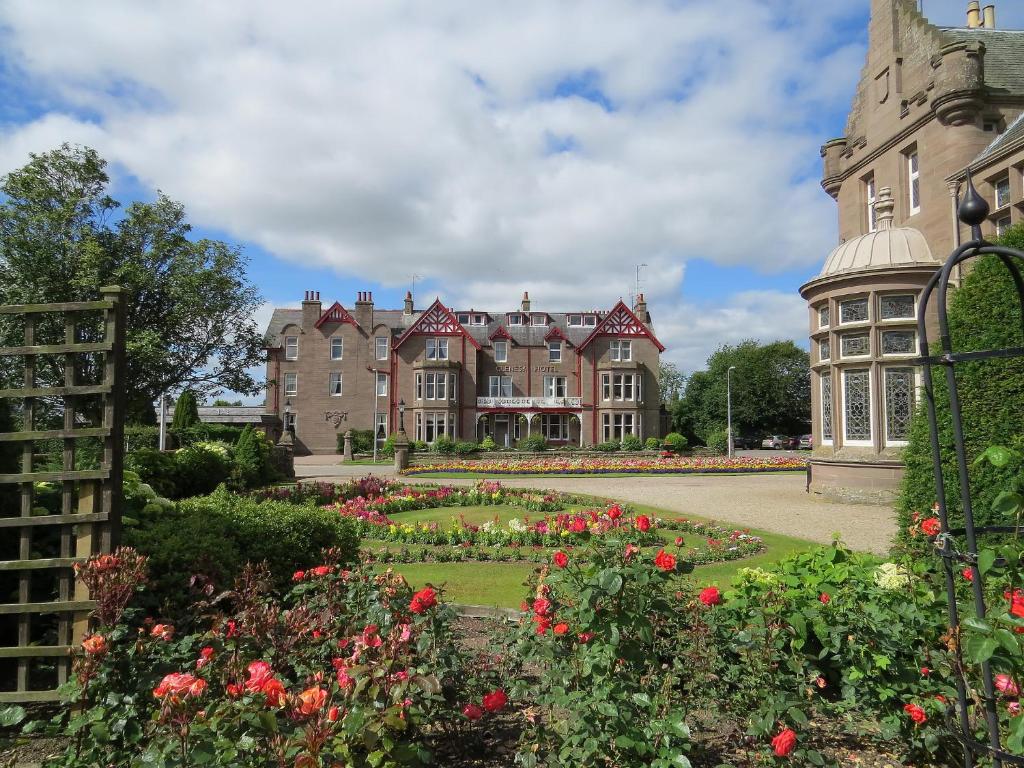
<box><xmin>457</xmin><ymin>313</ymin><xmax>470</xmax><ymax>324</ymax></box>
<box><xmin>548</xmin><ymin>340</ymin><xmax>561</xmax><ymax>362</ymax></box>
<box><xmin>473</xmin><ymin>314</ymin><xmax>485</xmax><ymax>325</ymax></box>
<box><xmin>531</xmin><ymin>314</ymin><xmax>547</xmax><ymax>326</ymax></box>
<box><xmin>285</xmin><ymin>336</ymin><xmax>298</xmax><ymax>360</ymax></box>
<box><xmin>508</xmin><ymin>314</ymin><xmax>523</xmax><ymax>326</ymax></box>
<box><xmin>568</xmin><ymin>315</ymin><xmax>582</xmax><ymax>326</ymax></box>
<box><xmin>494</xmin><ymin>340</ymin><xmax>508</xmax><ymax>363</ymax></box>
<box><xmin>583</xmin><ymin>316</ymin><xmax>598</xmax><ymax>327</ymax></box>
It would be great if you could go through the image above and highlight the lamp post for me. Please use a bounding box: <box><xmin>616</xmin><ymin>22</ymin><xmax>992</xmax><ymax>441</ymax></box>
<box><xmin>726</xmin><ymin>366</ymin><xmax>736</xmax><ymax>458</ymax></box>
<box><xmin>398</xmin><ymin>399</ymin><xmax>406</xmax><ymax>435</ymax></box>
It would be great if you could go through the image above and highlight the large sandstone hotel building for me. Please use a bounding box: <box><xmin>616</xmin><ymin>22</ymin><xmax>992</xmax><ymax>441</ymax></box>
<box><xmin>263</xmin><ymin>291</ymin><xmax>664</xmax><ymax>454</ymax></box>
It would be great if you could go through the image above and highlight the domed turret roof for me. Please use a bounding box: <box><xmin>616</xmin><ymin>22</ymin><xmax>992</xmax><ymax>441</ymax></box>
<box><xmin>818</xmin><ymin>187</ymin><xmax>937</xmax><ymax>278</ymax></box>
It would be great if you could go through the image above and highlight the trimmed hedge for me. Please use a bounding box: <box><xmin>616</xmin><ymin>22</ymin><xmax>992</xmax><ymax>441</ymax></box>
<box><xmin>126</xmin><ymin>423</ymin><xmax>246</xmax><ymax>452</ymax></box>
<box><xmin>897</xmin><ymin>226</ymin><xmax>1024</xmax><ymax>544</ymax></box>
<box><xmin>125</xmin><ymin>487</ymin><xmax>360</xmax><ymax>620</ymax></box>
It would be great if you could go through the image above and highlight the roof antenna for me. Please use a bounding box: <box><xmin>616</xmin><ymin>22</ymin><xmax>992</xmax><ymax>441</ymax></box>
<box><xmin>411</xmin><ymin>273</ymin><xmax>421</xmax><ymax>297</ymax></box>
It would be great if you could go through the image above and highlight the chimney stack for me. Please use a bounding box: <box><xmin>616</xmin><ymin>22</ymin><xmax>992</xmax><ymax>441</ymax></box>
<box><xmin>633</xmin><ymin>292</ymin><xmax>648</xmax><ymax>322</ymax></box>
<box><xmin>404</xmin><ymin>290</ymin><xmax>414</xmax><ymax>315</ymax></box>
<box><xmin>983</xmin><ymin>4</ymin><xmax>996</xmax><ymax>28</ymax></box>
<box><xmin>967</xmin><ymin>1</ymin><xmax>981</xmax><ymax>28</ymax></box>
<box><xmin>301</xmin><ymin>289</ymin><xmax>322</xmax><ymax>327</ymax></box>
<box><xmin>354</xmin><ymin>290</ymin><xmax>374</xmax><ymax>329</ymax></box>
<box><xmin>521</xmin><ymin>291</ymin><xmax>531</xmax><ymax>312</ymax></box>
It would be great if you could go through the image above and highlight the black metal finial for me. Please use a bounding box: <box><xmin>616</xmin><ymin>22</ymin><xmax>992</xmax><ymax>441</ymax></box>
<box><xmin>958</xmin><ymin>169</ymin><xmax>990</xmax><ymax>229</ymax></box>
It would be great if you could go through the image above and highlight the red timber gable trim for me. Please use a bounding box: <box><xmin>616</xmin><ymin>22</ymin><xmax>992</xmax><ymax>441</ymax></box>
<box><xmin>544</xmin><ymin>326</ymin><xmax>570</xmax><ymax>344</ymax></box>
<box><xmin>314</xmin><ymin>302</ymin><xmax>361</xmax><ymax>330</ymax></box>
<box><xmin>576</xmin><ymin>300</ymin><xmax>666</xmax><ymax>353</ymax></box>
<box><xmin>488</xmin><ymin>325</ymin><xmax>514</xmax><ymax>343</ymax></box>
<box><xmin>394</xmin><ymin>298</ymin><xmax>482</xmax><ymax>351</ymax></box>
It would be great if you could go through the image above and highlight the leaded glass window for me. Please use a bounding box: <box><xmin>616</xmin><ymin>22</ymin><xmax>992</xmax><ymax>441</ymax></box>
<box><xmin>879</xmin><ymin>294</ymin><xmax>915</xmax><ymax>320</ymax></box>
<box><xmin>840</xmin><ymin>298</ymin><xmax>868</xmax><ymax>324</ymax></box>
<box><xmin>881</xmin><ymin>330</ymin><xmax>916</xmax><ymax>356</ymax></box>
<box><xmin>819</xmin><ymin>305</ymin><xmax>830</xmax><ymax>328</ymax></box>
<box><xmin>843</xmin><ymin>369</ymin><xmax>871</xmax><ymax>442</ymax></box>
<box><xmin>821</xmin><ymin>374</ymin><xmax>833</xmax><ymax>442</ymax></box>
<box><xmin>884</xmin><ymin>367</ymin><xmax>915</xmax><ymax>443</ymax></box>
<box><xmin>819</xmin><ymin>339</ymin><xmax>831</xmax><ymax>361</ymax></box>
<box><xmin>841</xmin><ymin>333</ymin><xmax>869</xmax><ymax>358</ymax></box>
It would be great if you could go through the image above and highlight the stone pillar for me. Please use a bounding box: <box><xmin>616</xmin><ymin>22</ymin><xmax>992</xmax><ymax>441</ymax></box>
<box><xmin>393</xmin><ymin>429</ymin><xmax>410</xmax><ymax>472</ymax></box>
<box><xmin>342</xmin><ymin>430</ymin><xmax>354</xmax><ymax>462</ymax></box>
<box><xmin>274</xmin><ymin>430</ymin><xmax>295</xmax><ymax>479</ymax></box>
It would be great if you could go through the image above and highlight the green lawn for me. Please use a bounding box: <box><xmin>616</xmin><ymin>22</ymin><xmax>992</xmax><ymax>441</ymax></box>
<box><xmin>405</xmin><ymin>471</ymin><xmax>806</xmax><ymax>479</ymax></box>
<box><xmin>370</xmin><ymin>499</ymin><xmax>818</xmax><ymax>608</ymax></box>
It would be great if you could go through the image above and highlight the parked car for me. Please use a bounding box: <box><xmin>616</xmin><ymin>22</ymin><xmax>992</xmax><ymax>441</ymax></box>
<box><xmin>784</xmin><ymin>436</ymin><xmax>801</xmax><ymax>449</ymax></box>
<box><xmin>732</xmin><ymin>435</ymin><xmax>759</xmax><ymax>450</ymax></box>
<box><xmin>799</xmin><ymin>434</ymin><xmax>813</xmax><ymax>449</ymax></box>
<box><xmin>761</xmin><ymin>435</ymin><xmax>788</xmax><ymax>450</ymax></box>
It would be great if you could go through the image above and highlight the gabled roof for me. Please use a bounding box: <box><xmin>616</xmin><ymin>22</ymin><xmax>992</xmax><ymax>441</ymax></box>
<box><xmin>576</xmin><ymin>300</ymin><xmax>666</xmax><ymax>353</ymax></box>
<box><xmin>544</xmin><ymin>326</ymin><xmax>570</xmax><ymax>343</ymax></box>
<box><xmin>489</xmin><ymin>325</ymin><xmax>514</xmax><ymax>343</ymax></box>
<box><xmin>394</xmin><ymin>298</ymin><xmax>483</xmax><ymax>351</ymax></box>
<box><xmin>313</xmin><ymin>301</ymin><xmax>360</xmax><ymax>330</ymax></box>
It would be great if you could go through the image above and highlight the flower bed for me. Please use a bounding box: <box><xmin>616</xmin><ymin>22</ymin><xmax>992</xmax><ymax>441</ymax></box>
<box><xmin>400</xmin><ymin>454</ymin><xmax>808</xmax><ymax>476</ymax></box>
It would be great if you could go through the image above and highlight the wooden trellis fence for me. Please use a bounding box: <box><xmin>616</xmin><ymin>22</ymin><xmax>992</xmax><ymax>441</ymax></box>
<box><xmin>0</xmin><ymin>287</ymin><xmax>126</xmax><ymax>703</ymax></box>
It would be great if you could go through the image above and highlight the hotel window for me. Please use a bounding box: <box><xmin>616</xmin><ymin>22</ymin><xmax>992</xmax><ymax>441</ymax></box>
<box><xmin>376</xmin><ymin>372</ymin><xmax>388</xmax><ymax>397</ymax></box>
<box><xmin>489</xmin><ymin>376</ymin><xmax>512</xmax><ymax>398</ymax></box>
<box><xmin>418</xmin><ymin>412</ymin><xmax>450</xmax><ymax>443</ymax></box>
<box><xmin>450</xmin><ymin>373</ymin><xmax>457</xmax><ymax>401</ymax></box>
<box><xmin>457</xmin><ymin>313</ymin><xmax>470</xmax><ymax>324</ymax></box>
<box><xmin>843</xmin><ymin>368</ymin><xmax>872</xmax><ymax>444</ymax></box>
<box><xmin>532</xmin><ymin>314</ymin><xmax>547</xmax><ymax>326</ymax></box>
<box><xmin>818</xmin><ymin>305</ymin><xmax>830</xmax><ymax>329</ymax></box>
<box><xmin>415</xmin><ymin>373</ymin><xmax>423</xmax><ymax>400</ymax></box>
<box><xmin>548</xmin><ymin>340</ymin><xmax>561</xmax><ymax>362</ymax></box>
<box><xmin>881</xmin><ymin>330</ymin><xmax>916</xmax><ymax>356</ymax></box>
<box><xmin>375</xmin><ymin>413</ymin><xmax>387</xmax><ymax>441</ymax></box>
<box><xmin>284</xmin><ymin>372</ymin><xmax>297</xmax><ymax>396</ymax></box>
<box><xmin>879</xmin><ymin>294</ymin><xmax>915</xmax><ymax>321</ymax></box>
<box><xmin>839</xmin><ymin>297</ymin><xmax>868</xmax><ymax>324</ymax></box>
<box><xmin>884</xmin><ymin>367</ymin><xmax>916</xmax><ymax>444</ymax></box>
<box><xmin>997</xmin><ymin>215</ymin><xmax>1012</xmax><ymax>238</ymax></box>
<box><xmin>820</xmin><ymin>374</ymin><xmax>833</xmax><ymax>444</ymax></box>
<box><xmin>583</xmin><ymin>315</ymin><xmax>598</xmax><ymax>327</ymax></box>
<box><xmin>494</xmin><ymin>340</ymin><xmax>508</xmax><ymax>363</ymax></box>
<box><xmin>568</xmin><ymin>315</ymin><xmax>582</xmax><ymax>327</ymax></box>
<box><xmin>602</xmin><ymin>412</ymin><xmax>636</xmax><ymax>442</ymax></box>
<box><xmin>375</xmin><ymin>336</ymin><xmax>388</xmax><ymax>361</ymax></box>
<box><xmin>426</xmin><ymin>337</ymin><xmax>449</xmax><ymax>360</ymax></box>
<box><xmin>995</xmin><ymin>175</ymin><xmax>1011</xmax><ymax>209</ymax></box>
<box><xmin>473</xmin><ymin>314</ymin><xmax>485</xmax><ymax>325</ymax></box>
<box><xmin>819</xmin><ymin>339</ymin><xmax>831</xmax><ymax>362</ymax></box>
<box><xmin>508</xmin><ymin>314</ymin><xmax>523</xmax><ymax>326</ymax></box>
<box><xmin>866</xmin><ymin>175</ymin><xmax>878</xmax><ymax>232</ymax></box>
<box><xmin>544</xmin><ymin>376</ymin><xmax>567</xmax><ymax>398</ymax></box>
<box><xmin>285</xmin><ymin>336</ymin><xmax>298</xmax><ymax>360</ymax></box>
<box><xmin>330</xmin><ymin>337</ymin><xmax>343</xmax><ymax>360</ymax></box>
<box><xmin>541</xmin><ymin>414</ymin><xmax>569</xmax><ymax>440</ymax></box>
<box><xmin>423</xmin><ymin>372</ymin><xmax>446</xmax><ymax>400</ymax></box>
<box><xmin>907</xmin><ymin>150</ymin><xmax>920</xmax><ymax>215</ymax></box>
<box><xmin>604</xmin><ymin>373</ymin><xmax>638</xmax><ymax>401</ymax></box>
<box><xmin>610</xmin><ymin>339</ymin><xmax>632</xmax><ymax>361</ymax></box>
<box><xmin>329</xmin><ymin>372</ymin><xmax>342</xmax><ymax>397</ymax></box>
<box><xmin>840</xmin><ymin>333</ymin><xmax>870</xmax><ymax>358</ymax></box>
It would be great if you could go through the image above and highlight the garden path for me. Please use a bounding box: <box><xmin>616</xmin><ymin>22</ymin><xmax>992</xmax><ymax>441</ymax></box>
<box><xmin>292</xmin><ymin>456</ymin><xmax>898</xmax><ymax>554</ymax></box>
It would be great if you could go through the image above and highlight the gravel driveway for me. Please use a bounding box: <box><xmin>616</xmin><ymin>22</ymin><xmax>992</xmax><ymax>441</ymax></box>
<box><xmin>293</xmin><ymin>457</ymin><xmax>898</xmax><ymax>554</ymax></box>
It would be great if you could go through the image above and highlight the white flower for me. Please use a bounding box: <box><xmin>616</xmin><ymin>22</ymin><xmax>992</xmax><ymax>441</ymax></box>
<box><xmin>507</xmin><ymin>518</ymin><xmax>527</xmax><ymax>533</ymax></box>
<box><xmin>873</xmin><ymin>562</ymin><xmax>910</xmax><ymax>591</ymax></box>
<box><xmin>480</xmin><ymin>521</ymin><xmax>495</xmax><ymax>532</ymax></box>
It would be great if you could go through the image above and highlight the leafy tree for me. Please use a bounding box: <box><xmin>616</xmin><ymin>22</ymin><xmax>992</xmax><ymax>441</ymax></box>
<box><xmin>170</xmin><ymin>390</ymin><xmax>200</xmax><ymax>431</ymax></box>
<box><xmin>672</xmin><ymin>340</ymin><xmax>810</xmax><ymax>444</ymax></box>
<box><xmin>0</xmin><ymin>144</ymin><xmax>265</xmax><ymax>422</ymax></box>
<box><xmin>897</xmin><ymin>223</ymin><xmax>1024</xmax><ymax>542</ymax></box>
<box><xmin>210</xmin><ymin>399</ymin><xmax>243</xmax><ymax>407</ymax></box>
<box><xmin>658</xmin><ymin>361</ymin><xmax>686</xmax><ymax>404</ymax></box>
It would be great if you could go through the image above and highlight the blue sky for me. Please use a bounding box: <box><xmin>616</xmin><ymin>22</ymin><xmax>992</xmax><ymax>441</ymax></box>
<box><xmin>1</xmin><ymin>0</ymin><xmax>1022</xmax><ymax>399</ymax></box>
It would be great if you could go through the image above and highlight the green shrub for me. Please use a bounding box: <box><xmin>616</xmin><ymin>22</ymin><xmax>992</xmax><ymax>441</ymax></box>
<box><xmin>432</xmin><ymin>435</ymin><xmax>458</xmax><ymax>454</ymax></box>
<box><xmin>663</xmin><ymin>432</ymin><xmax>688</xmax><ymax>453</ymax></box>
<box><xmin>645</xmin><ymin>437</ymin><xmax>660</xmax><ymax>450</ymax></box>
<box><xmin>454</xmin><ymin>440</ymin><xmax>478</xmax><ymax>456</ymax></box>
<box><xmin>337</xmin><ymin>429</ymin><xmax>375</xmax><ymax>454</ymax></box>
<box><xmin>413</xmin><ymin>440</ymin><xmax>428</xmax><ymax>452</ymax></box>
<box><xmin>593</xmin><ymin>440</ymin><xmax>620</xmax><ymax>452</ymax></box>
<box><xmin>231</xmin><ymin>424</ymin><xmax>273</xmax><ymax>489</ymax></box>
<box><xmin>621</xmin><ymin>434</ymin><xmax>643</xmax><ymax>451</ymax></box>
<box><xmin>125</xmin><ymin>448</ymin><xmax>179</xmax><ymax>498</ymax></box>
<box><xmin>170</xmin><ymin>389</ymin><xmax>200</xmax><ymax>431</ymax></box>
<box><xmin>125</xmin><ymin>424</ymin><xmax>160</xmax><ymax>452</ymax></box>
<box><xmin>517</xmin><ymin>434</ymin><xmax>548</xmax><ymax>452</ymax></box>
<box><xmin>705</xmin><ymin>429</ymin><xmax>729</xmax><ymax>455</ymax></box>
<box><xmin>125</xmin><ymin>487</ymin><xmax>360</xmax><ymax>619</ymax></box>
<box><xmin>174</xmin><ymin>443</ymin><xmax>231</xmax><ymax>497</ymax></box>
<box><xmin>173</xmin><ymin>424</ymin><xmax>245</xmax><ymax>447</ymax></box>
<box><xmin>897</xmin><ymin>231</ymin><xmax>1024</xmax><ymax>543</ymax></box>
<box><xmin>480</xmin><ymin>435</ymin><xmax>497</xmax><ymax>451</ymax></box>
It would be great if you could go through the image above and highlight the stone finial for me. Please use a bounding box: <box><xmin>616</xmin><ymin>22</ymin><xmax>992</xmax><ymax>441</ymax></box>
<box><xmin>874</xmin><ymin>187</ymin><xmax>895</xmax><ymax>230</ymax></box>
<box><xmin>342</xmin><ymin>429</ymin><xmax>354</xmax><ymax>462</ymax></box>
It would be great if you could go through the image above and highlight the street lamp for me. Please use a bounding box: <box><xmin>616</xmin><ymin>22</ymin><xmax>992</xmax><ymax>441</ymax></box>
<box><xmin>284</xmin><ymin>399</ymin><xmax>293</xmax><ymax>436</ymax></box>
<box><xmin>726</xmin><ymin>366</ymin><xmax>737</xmax><ymax>458</ymax></box>
<box><xmin>398</xmin><ymin>399</ymin><xmax>406</xmax><ymax>434</ymax></box>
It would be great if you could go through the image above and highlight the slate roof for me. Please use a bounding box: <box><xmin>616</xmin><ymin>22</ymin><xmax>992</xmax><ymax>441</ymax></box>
<box><xmin>263</xmin><ymin>305</ymin><xmax>643</xmax><ymax>349</ymax></box>
<box><xmin>972</xmin><ymin>111</ymin><xmax>1024</xmax><ymax>164</ymax></box>
<box><xmin>939</xmin><ymin>28</ymin><xmax>1024</xmax><ymax>94</ymax></box>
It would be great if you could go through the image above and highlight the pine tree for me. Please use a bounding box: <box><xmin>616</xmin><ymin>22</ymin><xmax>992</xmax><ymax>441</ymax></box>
<box><xmin>171</xmin><ymin>390</ymin><xmax>200</xmax><ymax>431</ymax></box>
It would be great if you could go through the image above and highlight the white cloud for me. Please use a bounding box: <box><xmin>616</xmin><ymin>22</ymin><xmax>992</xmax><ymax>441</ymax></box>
<box><xmin>0</xmin><ymin>0</ymin><xmax>866</xmax><ymax>367</ymax></box>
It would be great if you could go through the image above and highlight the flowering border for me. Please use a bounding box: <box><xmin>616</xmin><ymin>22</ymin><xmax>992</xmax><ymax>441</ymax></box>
<box><xmin>400</xmin><ymin>455</ymin><xmax>808</xmax><ymax>476</ymax></box>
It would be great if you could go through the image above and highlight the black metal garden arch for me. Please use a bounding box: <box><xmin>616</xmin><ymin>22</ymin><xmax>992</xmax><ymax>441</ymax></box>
<box><xmin>917</xmin><ymin>172</ymin><xmax>1024</xmax><ymax>768</ymax></box>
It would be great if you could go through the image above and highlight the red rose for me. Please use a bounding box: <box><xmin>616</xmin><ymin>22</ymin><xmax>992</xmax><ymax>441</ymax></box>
<box><xmin>771</xmin><ymin>728</ymin><xmax>797</xmax><ymax>757</ymax></box>
<box><xmin>553</xmin><ymin>551</ymin><xmax>569</xmax><ymax>568</ymax></box>
<box><xmin>327</xmin><ymin>705</ymin><xmax>340</xmax><ymax>722</ymax></box>
<box><xmin>674</xmin><ymin>536</ymin><xmax>684</xmax><ymax>546</ymax></box>
<box><xmin>226</xmin><ymin>683</ymin><xmax>242</xmax><ymax>698</ymax></box>
<box><xmin>533</xmin><ymin>614</ymin><xmax>552</xmax><ymax>635</ymax></box>
<box><xmin>553</xmin><ymin>623</ymin><xmax>569</xmax><ymax>636</ymax></box>
<box><xmin>482</xmin><ymin>689</ymin><xmax>508</xmax><ymax>713</ymax></box>
<box><xmin>921</xmin><ymin>517</ymin><xmax>941</xmax><ymax>537</ymax></box>
<box><xmin>196</xmin><ymin>646</ymin><xmax>215</xmax><ymax>669</ymax></box>
<box><xmin>463</xmin><ymin>703</ymin><xmax>483</xmax><ymax>720</ymax></box>
<box><xmin>532</xmin><ymin>598</ymin><xmax>553</xmax><ymax>616</ymax></box>
<box><xmin>607</xmin><ymin>504</ymin><xmax>622</xmax><ymax>520</ymax></box>
<box><xmin>150</xmin><ymin>623</ymin><xmax>174</xmax><ymax>641</ymax></box>
<box><xmin>577</xmin><ymin>632</ymin><xmax>595</xmax><ymax>643</ymax></box>
<box><xmin>903</xmin><ymin>702</ymin><xmax>927</xmax><ymax>725</ymax></box>
<box><xmin>410</xmin><ymin>587</ymin><xmax>438</xmax><ymax>614</ymax></box>
<box><xmin>995</xmin><ymin>674</ymin><xmax>1020</xmax><ymax>696</ymax></box>
<box><xmin>635</xmin><ymin>515</ymin><xmax>651</xmax><ymax>532</ymax></box>
<box><xmin>624</xmin><ymin>544</ymin><xmax>640</xmax><ymax>560</ymax></box>
<box><xmin>292</xmin><ymin>570</ymin><xmax>305</xmax><ymax>581</ymax></box>
<box><xmin>962</xmin><ymin>567</ymin><xmax>974</xmax><ymax>582</ymax></box>
<box><xmin>699</xmin><ymin>586</ymin><xmax>722</xmax><ymax>607</ymax></box>
<box><xmin>296</xmin><ymin>686</ymin><xmax>328</xmax><ymax>716</ymax></box>
<box><xmin>82</xmin><ymin>634</ymin><xmax>107</xmax><ymax>656</ymax></box>
<box><xmin>654</xmin><ymin>549</ymin><xmax>677</xmax><ymax>573</ymax></box>
<box><xmin>1006</xmin><ymin>589</ymin><xmax>1024</xmax><ymax>619</ymax></box>
<box><xmin>920</xmin><ymin>667</ymin><xmax>930</xmax><ymax>677</ymax></box>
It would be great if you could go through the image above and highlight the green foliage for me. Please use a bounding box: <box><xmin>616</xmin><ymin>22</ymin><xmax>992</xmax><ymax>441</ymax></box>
<box><xmin>0</xmin><ymin>399</ymin><xmax>19</xmax><ymax>511</ymax></box>
<box><xmin>125</xmin><ymin>448</ymin><xmax>180</xmax><ymax>498</ymax></box>
<box><xmin>645</xmin><ymin>437</ymin><xmax>661</xmax><ymax>450</ymax></box>
<box><xmin>454</xmin><ymin>440</ymin><xmax>478</xmax><ymax>456</ymax></box>
<box><xmin>517</xmin><ymin>434</ymin><xmax>548</xmax><ymax>452</ymax></box>
<box><xmin>128</xmin><ymin>423</ymin><xmax>245</xmax><ymax>452</ymax></box>
<box><xmin>705</xmin><ymin>429</ymin><xmax>729</xmax><ymax>455</ymax></box>
<box><xmin>662</xmin><ymin>432</ymin><xmax>688</xmax><ymax>453</ymax></box>
<box><xmin>658</xmin><ymin>360</ymin><xmax>685</xmax><ymax>404</ymax></box>
<box><xmin>898</xmin><ymin>225</ymin><xmax>1024</xmax><ymax>542</ymax></box>
<box><xmin>230</xmin><ymin>424</ymin><xmax>271</xmax><ymax>489</ymax></box>
<box><xmin>621</xmin><ymin>434</ymin><xmax>644</xmax><ymax>451</ymax></box>
<box><xmin>480</xmin><ymin>435</ymin><xmax>498</xmax><ymax>451</ymax></box>
<box><xmin>431</xmin><ymin>435</ymin><xmax>458</xmax><ymax>455</ymax></box>
<box><xmin>593</xmin><ymin>440</ymin><xmax>620</xmax><ymax>452</ymax></box>
<box><xmin>336</xmin><ymin>428</ymin><xmax>375</xmax><ymax>454</ymax></box>
<box><xmin>125</xmin><ymin>488</ymin><xmax>360</xmax><ymax>618</ymax></box>
<box><xmin>170</xmin><ymin>389</ymin><xmax>200</xmax><ymax>431</ymax></box>
<box><xmin>672</xmin><ymin>340</ymin><xmax>810</xmax><ymax>445</ymax></box>
<box><xmin>173</xmin><ymin>443</ymin><xmax>232</xmax><ymax>497</ymax></box>
<box><xmin>0</xmin><ymin>144</ymin><xmax>266</xmax><ymax>418</ymax></box>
